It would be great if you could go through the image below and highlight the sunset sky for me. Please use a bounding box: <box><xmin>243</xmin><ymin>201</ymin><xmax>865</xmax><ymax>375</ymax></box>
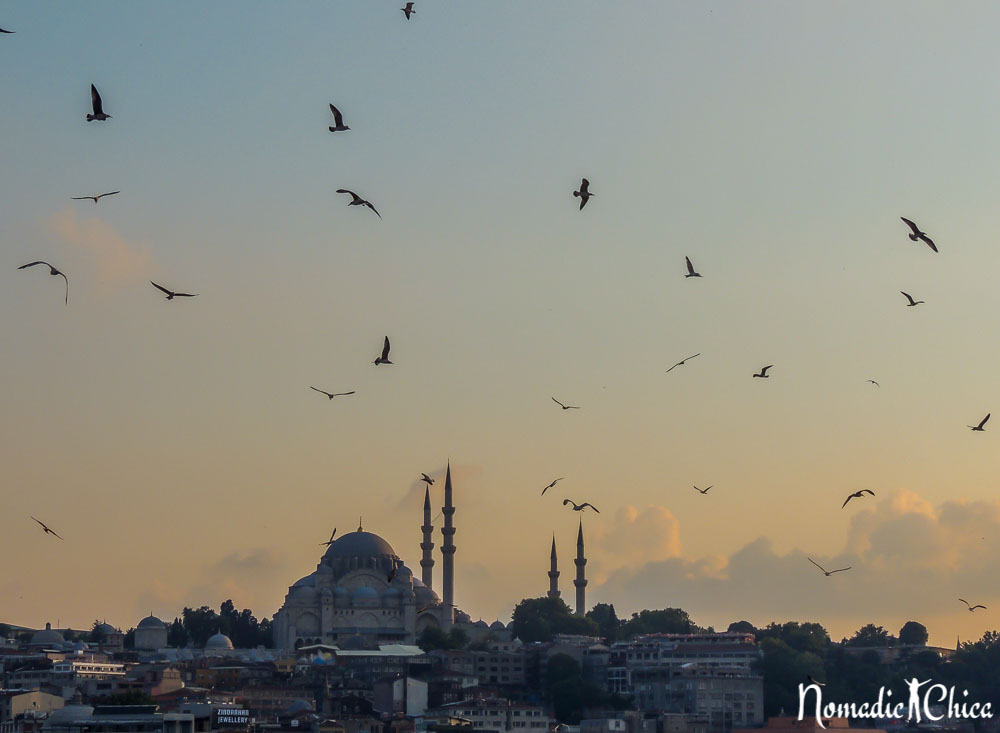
<box><xmin>2</xmin><ymin>1</ymin><xmax>1000</xmax><ymax>647</ymax></box>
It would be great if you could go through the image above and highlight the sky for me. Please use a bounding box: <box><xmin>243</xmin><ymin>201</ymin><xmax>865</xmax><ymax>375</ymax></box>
<box><xmin>2</xmin><ymin>1</ymin><xmax>999</xmax><ymax>647</ymax></box>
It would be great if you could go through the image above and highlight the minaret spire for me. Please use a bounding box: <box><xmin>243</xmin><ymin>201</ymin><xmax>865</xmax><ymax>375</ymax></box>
<box><xmin>420</xmin><ymin>486</ymin><xmax>435</xmax><ymax>588</ymax></box>
<box><xmin>547</xmin><ymin>535</ymin><xmax>560</xmax><ymax>598</ymax></box>
<box><xmin>574</xmin><ymin>518</ymin><xmax>587</xmax><ymax>616</ymax></box>
<box><xmin>441</xmin><ymin>462</ymin><xmax>456</xmax><ymax>622</ymax></box>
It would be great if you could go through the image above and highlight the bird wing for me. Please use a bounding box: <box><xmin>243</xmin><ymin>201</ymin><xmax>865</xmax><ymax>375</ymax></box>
<box><xmin>381</xmin><ymin>336</ymin><xmax>391</xmax><ymax>361</ymax></box>
<box><xmin>900</xmin><ymin>217</ymin><xmax>920</xmax><ymax>235</ymax></box>
<box><xmin>150</xmin><ymin>281</ymin><xmax>173</xmax><ymax>296</ymax></box>
<box><xmin>979</xmin><ymin>413</ymin><xmax>991</xmax><ymax>429</ymax></box>
<box><xmin>91</xmin><ymin>84</ymin><xmax>104</xmax><ymax>115</ymax></box>
<box><xmin>336</xmin><ymin>189</ymin><xmax>359</xmax><ymax>201</ymax></box>
<box><xmin>31</xmin><ymin>516</ymin><xmax>46</xmax><ymax>530</ymax></box>
<box><xmin>580</xmin><ymin>178</ymin><xmax>589</xmax><ymax>193</ymax></box>
<box><xmin>0</xmin><ymin>27</ymin><xmax>14</xmax><ymax>33</ymax></box>
<box><xmin>333</xmin><ymin>391</ymin><xmax>355</xmax><ymax>397</ymax></box>
<box><xmin>311</xmin><ymin>386</ymin><xmax>333</xmax><ymax>398</ymax></box>
<box><xmin>666</xmin><ymin>362</ymin><xmax>681</xmax><ymax>373</ymax></box>
<box><xmin>97</xmin><ymin>191</ymin><xmax>120</xmax><ymax>200</ymax></box>
<box><xmin>829</xmin><ymin>567</ymin><xmax>851</xmax><ymax>574</ymax></box>
<box><xmin>959</xmin><ymin>598</ymin><xmax>970</xmax><ymax>607</ymax></box>
<box><xmin>172</xmin><ymin>292</ymin><xmax>198</xmax><ymax>298</ymax></box>
<box><xmin>900</xmin><ymin>291</ymin><xmax>915</xmax><ymax>304</ymax></box>
<box><xmin>61</xmin><ymin>273</ymin><xmax>68</xmax><ymax>304</ymax></box>
<box><xmin>686</xmin><ymin>256</ymin><xmax>695</xmax><ymax>275</ymax></box>
<box><xmin>919</xmin><ymin>234</ymin><xmax>938</xmax><ymax>252</ymax></box>
<box><xmin>19</xmin><ymin>261</ymin><xmax>53</xmax><ymax>270</ymax></box>
<box><xmin>365</xmin><ymin>201</ymin><xmax>382</xmax><ymax>219</ymax></box>
<box><xmin>761</xmin><ymin>365</ymin><xmax>773</xmax><ymax>375</ymax></box>
<box><xmin>552</xmin><ymin>397</ymin><xmax>566</xmax><ymax>408</ymax></box>
<box><xmin>71</xmin><ymin>196</ymin><xmax>95</xmax><ymax>201</ymax></box>
<box><xmin>807</xmin><ymin>557</ymin><xmax>827</xmax><ymax>573</ymax></box>
<box><xmin>562</xmin><ymin>499</ymin><xmax>573</xmax><ymax>506</ymax></box>
<box><xmin>842</xmin><ymin>495</ymin><xmax>854</xmax><ymax>508</ymax></box>
<box><xmin>48</xmin><ymin>528</ymin><xmax>64</xmax><ymax>540</ymax></box>
<box><xmin>329</xmin><ymin>104</ymin><xmax>344</xmax><ymax>126</ymax></box>
<box><xmin>862</xmin><ymin>489</ymin><xmax>875</xmax><ymax>496</ymax></box>
<box><xmin>581</xmin><ymin>503</ymin><xmax>600</xmax><ymax>513</ymax></box>
<box><xmin>972</xmin><ymin>605</ymin><xmax>987</xmax><ymax>610</ymax></box>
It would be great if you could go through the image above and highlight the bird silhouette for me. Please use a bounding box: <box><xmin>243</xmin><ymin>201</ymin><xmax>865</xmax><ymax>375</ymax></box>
<box><xmin>969</xmin><ymin>413</ymin><xmax>990</xmax><ymax>431</ymax></box>
<box><xmin>685</xmin><ymin>256</ymin><xmax>701</xmax><ymax>278</ymax></box>
<box><xmin>552</xmin><ymin>397</ymin><xmax>580</xmax><ymax>410</ymax></box>
<box><xmin>959</xmin><ymin>599</ymin><xmax>987</xmax><ymax>612</ymax></box>
<box><xmin>900</xmin><ymin>217</ymin><xmax>938</xmax><ymax>252</ymax></box>
<box><xmin>900</xmin><ymin>291</ymin><xmax>924</xmax><ymax>307</ymax></box>
<box><xmin>336</xmin><ymin>189</ymin><xmax>381</xmax><ymax>218</ymax></box>
<box><xmin>867</xmin><ymin>380</ymin><xmax>880</xmax><ymax>387</ymax></box>
<box><xmin>541</xmin><ymin>478</ymin><xmax>564</xmax><ymax>495</ymax></box>
<box><xmin>402</xmin><ymin>2</ymin><xmax>415</xmax><ymax>19</ymax></box>
<box><xmin>87</xmin><ymin>84</ymin><xmax>111</xmax><ymax>121</ymax></box>
<box><xmin>842</xmin><ymin>489</ymin><xmax>875</xmax><ymax>508</ymax></box>
<box><xmin>310</xmin><ymin>387</ymin><xmax>355</xmax><ymax>400</ymax></box>
<box><xmin>328</xmin><ymin>103</ymin><xmax>350</xmax><ymax>132</ymax></box>
<box><xmin>373</xmin><ymin>336</ymin><xmax>392</xmax><ymax>365</ymax></box>
<box><xmin>808</xmin><ymin>557</ymin><xmax>851</xmax><ymax>576</ymax></box>
<box><xmin>563</xmin><ymin>499</ymin><xmax>599</xmax><ymax>513</ymax></box>
<box><xmin>421</xmin><ymin>473</ymin><xmax>435</xmax><ymax>486</ymax></box>
<box><xmin>18</xmin><ymin>261</ymin><xmax>68</xmax><ymax>304</ymax></box>
<box><xmin>320</xmin><ymin>529</ymin><xmax>338</xmax><ymax>546</ymax></box>
<box><xmin>31</xmin><ymin>517</ymin><xmax>63</xmax><ymax>540</ymax></box>
<box><xmin>693</xmin><ymin>485</ymin><xmax>712</xmax><ymax>495</ymax></box>
<box><xmin>666</xmin><ymin>353</ymin><xmax>700</xmax><ymax>373</ymax></box>
<box><xmin>573</xmin><ymin>178</ymin><xmax>593</xmax><ymax>210</ymax></box>
<box><xmin>72</xmin><ymin>191</ymin><xmax>119</xmax><ymax>203</ymax></box>
<box><xmin>753</xmin><ymin>365</ymin><xmax>773</xmax><ymax>379</ymax></box>
<box><xmin>151</xmin><ymin>281</ymin><xmax>197</xmax><ymax>300</ymax></box>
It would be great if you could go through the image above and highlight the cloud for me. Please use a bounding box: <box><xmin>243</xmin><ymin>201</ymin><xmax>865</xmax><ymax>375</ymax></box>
<box><xmin>46</xmin><ymin>207</ymin><xmax>152</xmax><ymax>287</ymax></box>
<box><xmin>210</xmin><ymin>548</ymin><xmax>286</xmax><ymax>576</ymax></box>
<box><xmin>587</xmin><ymin>504</ymin><xmax>684</xmax><ymax>583</ymax></box>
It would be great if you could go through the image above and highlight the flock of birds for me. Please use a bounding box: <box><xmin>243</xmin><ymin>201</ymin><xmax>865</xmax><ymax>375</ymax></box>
<box><xmin>8</xmin><ymin>5</ymin><xmax>992</xmax><ymax>626</ymax></box>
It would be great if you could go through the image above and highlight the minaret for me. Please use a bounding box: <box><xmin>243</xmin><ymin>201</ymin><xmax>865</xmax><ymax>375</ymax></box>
<box><xmin>574</xmin><ymin>519</ymin><xmax>587</xmax><ymax>616</ymax></box>
<box><xmin>547</xmin><ymin>535</ymin><xmax>560</xmax><ymax>598</ymax></box>
<box><xmin>441</xmin><ymin>462</ymin><xmax>456</xmax><ymax>618</ymax></box>
<box><xmin>420</xmin><ymin>486</ymin><xmax>435</xmax><ymax>588</ymax></box>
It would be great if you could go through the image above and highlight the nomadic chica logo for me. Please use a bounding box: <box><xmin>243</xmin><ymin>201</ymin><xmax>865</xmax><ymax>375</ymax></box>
<box><xmin>798</xmin><ymin>679</ymin><xmax>994</xmax><ymax>729</ymax></box>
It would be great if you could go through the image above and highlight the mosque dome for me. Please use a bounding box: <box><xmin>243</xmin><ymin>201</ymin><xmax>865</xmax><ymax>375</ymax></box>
<box><xmin>95</xmin><ymin>623</ymin><xmax>118</xmax><ymax>635</ymax></box>
<box><xmin>490</xmin><ymin>620</ymin><xmax>506</xmax><ymax>631</ymax></box>
<box><xmin>205</xmin><ymin>632</ymin><xmax>234</xmax><ymax>651</ymax></box>
<box><xmin>474</xmin><ymin>619</ymin><xmax>489</xmax><ymax>629</ymax></box>
<box><xmin>30</xmin><ymin>623</ymin><xmax>65</xmax><ymax>646</ymax></box>
<box><xmin>137</xmin><ymin>615</ymin><xmax>165</xmax><ymax>630</ymax></box>
<box><xmin>285</xmin><ymin>700</ymin><xmax>315</xmax><ymax>716</ymax></box>
<box><xmin>322</xmin><ymin>530</ymin><xmax>396</xmax><ymax>562</ymax></box>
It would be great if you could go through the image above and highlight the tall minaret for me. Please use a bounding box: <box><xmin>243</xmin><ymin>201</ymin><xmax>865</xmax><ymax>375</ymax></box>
<box><xmin>547</xmin><ymin>535</ymin><xmax>560</xmax><ymax>599</ymax></box>
<box><xmin>441</xmin><ymin>462</ymin><xmax>456</xmax><ymax>618</ymax></box>
<box><xmin>420</xmin><ymin>486</ymin><xmax>435</xmax><ymax>588</ymax></box>
<box><xmin>574</xmin><ymin>519</ymin><xmax>587</xmax><ymax>616</ymax></box>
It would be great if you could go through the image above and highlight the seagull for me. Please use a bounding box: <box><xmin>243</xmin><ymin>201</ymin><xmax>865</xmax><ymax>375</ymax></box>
<box><xmin>319</xmin><ymin>529</ymin><xmax>337</xmax><ymax>546</ymax></box>
<box><xmin>958</xmin><ymin>599</ymin><xmax>987</xmax><ymax>612</ymax></box>
<box><xmin>402</xmin><ymin>2</ymin><xmax>415</xmax><ymax>19</ymax></box>
<box><xmin>336</xmin><ymin>189</ymin><xmax>381</xmax><ymax>219</ymax></box>
<box><xmin>693</xmin><ymin>485</ymin><xmax>712</xmax><ymax>495</ymax></box>
<box><xmin>373</xmin><ymin>336</ymin><xmax>392</xmax><ymax>365</ymax></box>
<box><xmin>900</xmin><ymin>291</ymin><xmax>924</xmax><ymax>307</ymax></box>
<box><xmin>420</xmin><ymin>473</ymin><xmax>435</xmax><ymax>486</ymax></box>
<box><xmin>684</xmin><ymin>256</ymin><xmax>701</xmax><ymax>278</ymax></box>
<box><xmin>328</xmin><ymin>103</ymin><xmax>350</xmax><ymax>132</ymax></box>
<box><xmin>151</xmin><ymin>281</ymin><xmax>197</xmax><ymax>300</ymax></box>
<box><xmin>563</xmin><ymin>499</ymin><xmax>599</xmax><ymax>513</ymax></box>
<box><xmin>867</xmin><ymin>380</ymin><xmax>880</xmax><ymax>387</ymax></box>
<box><xmin>31</xmin><ymin>517</ymin><xmax>63</xmax><ymax>540</ymax></box>
<box><xmin>842</xmin><ymin>489</ymin><xmax>875</xmax><ymax>508</ymax></box>
<box><xmin>71</xmin><ymin>191</ymin><xmax>120</xmax><ymax>204</ymax></box>
<box><xmin>969</xmin><ymin>413</ymin><xmax>990</xmax><ymax>432</ymax></box>
<box><xmin>900</xmin><ymin>217</ymin><xmax>938</xmax><ymax>252</ymax></box>
<box><xmin>18</xmin><ymin>261</ymin><xmax>68</xmax><ymax>304</ymax></box>
<box><xmin>573</xmin><ymin>178</ymin><xmax>593</xmax><ymax>210</ymax></box>
<box><xmin>753</xmin><ymin>365</ymin><xmax>773</xmax><ymax>379</ymax></box>
<box><xmin>87</xmin><ymin>84</ymin><xmax>111</xmax><ymax>121</ymax></box>
<box><xmin>666</xmin><ymin>353</ymin><xmax>700</xmax><ymax>373</ymax></box>
<box><xmin>541</xmin><ymin>478</ymin><xmax>564</xmax><ymax>495</ymax></box>
<box><xmin>552</xmin><ymin>397</ymin><xmax>580</xmax><ymax>410</ymax></box>
<box><xmin>807</xmin><ymin>557</ymin><xmax>851</xmax><ymax>576</ymax></box>
<box><xmin>310</xmin><ymin>387</ymin><xmax>355</xmax><ymax>400</ymax></box>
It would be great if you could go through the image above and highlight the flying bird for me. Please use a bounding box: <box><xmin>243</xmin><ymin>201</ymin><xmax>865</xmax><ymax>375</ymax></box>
<box><xmin>666</xmin><ymin>353</ymin><xmax>700</xmax><ymax>373</ymax></box>
<box><xmin>867</xmin><ymin>380</ymin><xmax>880</xmax><ymax>387</ymax></box>
<box><xmin>551</xmin><ymin>397</ymin><xmax>580</xmax><ymax>410</ymax></box>
<box><xmin>900</xmin><ymin>291</ymin><xmax>924</xmax><ymax>307</ymax></box>
<box><xmin>72</xmin><ymin>191</ymin><xmax>119</xmax><ymax>204</ymax></box>
<box><xmin>807</xmin><ymin>557</ymin><xmax>851</xmax><ymax>576</ymax></box>
<box><xmin>563</xmin><ymin>499</ymin><xmax>599</xmax><ymax>513</ymax></box>
<box><xmin>969</xmin><ymin>413</ymin><xmax>990</xmax><ymax>432</ymax></box>
<box><xmin>842</xmin><ymin>489</ymin><xmax>875</xmax><ymax>508</ymax></box>
<box><xmin>151</xmin><ymin>281</ymin><xmax>197</xmax><ymax>300</ymax></box>
<box><xmin>900</xmin><ymin>217</ymin><xmax>938</xmax><ymax>252</ymax></box>
<box><xmin>402</xmin><ymin>2</ymin><xmax>415</xmax><ymax>19</ymax></box>
<box><xmin>336</xmin><ymin>189</ymin><xmax>381</xmax><ymax>218</ymax></box>
<box><xmin>421</xmin><ymin>473</ymin><xmax>435</xmax><ymax>486</ymax></box>
<box><xmin>328</xmin><ymin>103</ymin><xmax>350</xmax><ymax>132</ymax></box>
<box><xmin>684</xmin><ymin>256</ymin><xmax>701</xmax><ymax>278</ymax></box>
<box><xmin>87</xmin><ymin>84</ymin><xmax>111</xmax><ymax>121</ymax></box>
<box><xmin>373</xmin><ymin>336</ymin><xmax>392</xmax><ymax>365</ymax></box>
<box><xmin>31</xmin><ymin>517</ymin><xmax>63</xmax><ymax>540</ymax></box>
<box><xmin>18</xmin><ymin>261</ymin><xmax>68</xmax><ymax>304</ymax></box>
<box><xmin>541</xmin><ymin>478</ymin><xmax>564</xmax><ymax>495</ymax></box>
<box><xmin>959</xmin><ymin>599</ymin><xmax>987</xmax><ymax>612</ymax></box>
<box><xmin>693</xmin><ymin>485</ymin><xmax>712</xmax><ymax>495</ymax></box>
<box><xmin>320</xmin><ymin>529</ymin><xmax>337</xmax><ymax>546</ymax></box>
<box><xmin>573</xmin><ymin>178</ymin><xmax>593</xmax><ymax>210</ymax></box>
<box><xmin>310</xmin><ymin>387</ymin><xmax>355</xmax><ymax>400</ymax></box>
<box><xmin>753</xmin><ymin>365</ymin><xmax>773</xmax><ymax>379</ymax></box>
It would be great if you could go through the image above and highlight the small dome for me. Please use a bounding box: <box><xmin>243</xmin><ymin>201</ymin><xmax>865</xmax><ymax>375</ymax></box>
<box><xmin>474</xmin><ymin>619</ymin><xmax>489</xmax><ymax>629</ymax></box>
<box><xmin>30</xmin><ymin>622</ymin><xmax>65</xmax><ymax>646</ymax></box>
<box><xmin>414</xmin><ymin>585</ymin><xmax>439</xmax><ymax>605</ymax></box>
<box><xmin>286</xmin><ymin>699</ymin><xmax>315</xmax><ymax>715</ymax></box>
<box><xmin>137</xmin><ymin>615</ymin><xmax>165</xmax><ymax>629</ymax></box>
<box><xmin>333</xmin><ymin>586</ymin><xmax>349</xmax><ymax>596</ymax></box>
<box><xmin>205</xmin><ymin>633</ymin><xmax>234</xmax><ymax>650</ymax></box>
<box><xmin>95</xmin><ymin>623</ymin><xmax>118</xmax><ymax>635</ymax></box>
<box><xmin>490</xmin><ymin>620</ymin><xmax>506</xmax><ymax>631</ymax></box>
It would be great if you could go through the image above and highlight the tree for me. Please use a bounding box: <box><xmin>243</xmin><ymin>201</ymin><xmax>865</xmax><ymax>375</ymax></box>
<box><xmin>511</xmin><ymin>597</ymin><xmax>599</xmax><ymax>643</ymax></box>
<box><xmin>88</xmin><ymin>620</ymin><xmax>107</xmax><ymax>645</ymax></box>
<box><xmin>586</xmin><ymin>603</ymin><xmax>621</xmax><ymax>641</ymax></box>
<box><xmin>167</xmin><ymin>618</ymin><xmax>188</xmax><ymax>648</ymax></box>
<box><xmin>621</xmin><ymin>608</ymin><xmax>699</xmax><ymax>638</ymax></box>
<box><xmin>846</xmin><ymin>624</ymin><xmax>895</xmax><ymax>648</ymax></box>
<box><xmin>756</xmin><ymin>621</ymin><xmax>830</xmax><ymax>656</ymax></box>
<box><xmin>0</xmin><ymin>623</ymin><xmax>11</xmax><ymax>639</ymax></box>
<box><xmin>728</xmin><ymin>620</ymin><xmax>757</xmax><ymax>634</ymax></box>
<box><xmin>756</xmin><ymin>637</ymin><xmax>824</xmax><ymax>716</ymax></box>
<box><xmin>123</xmin><ymin>628</ymin><xmax>135</xmax><ymax>649</ymax></box>
<box><xmin>417</xmin><ymin>625</ymin><xmax>466</xmax><ymax>652</ymax></box>
<box><xmin>898</xmin><ymin>621</ymin><xmax>929</xmax><ymax>646</ymax></box>
<box><xmin>181</xmin><ymin>606</ymin><xmax>219</xmax><ymax>647</ymax></box>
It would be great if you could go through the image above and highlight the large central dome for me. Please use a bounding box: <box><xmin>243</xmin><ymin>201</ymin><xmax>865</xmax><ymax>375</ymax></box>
<box><xmin>322</xmin><ymin>530</ymin><xmax>396</xmax><ymax>561</ymax></box>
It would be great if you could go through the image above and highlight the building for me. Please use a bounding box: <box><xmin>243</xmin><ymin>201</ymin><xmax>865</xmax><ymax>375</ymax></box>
<box><xmin>425</xmin><ymin>698</ymin><xmax>552</xmax><ymax>733</ymax></box>
<box><xmin>0</xmin><ymin>689</ymin><xmax>64</xmax><ymax>725</ymax></box>
<box><xmin>135</xmin><ymin>616</ymin><xmax>169</xmax><ymax>651</ymax></box>
<box><xmin>373</xmin><ymin>676</ymin><xmax>429</xmax><ymax>717</ymax></box>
